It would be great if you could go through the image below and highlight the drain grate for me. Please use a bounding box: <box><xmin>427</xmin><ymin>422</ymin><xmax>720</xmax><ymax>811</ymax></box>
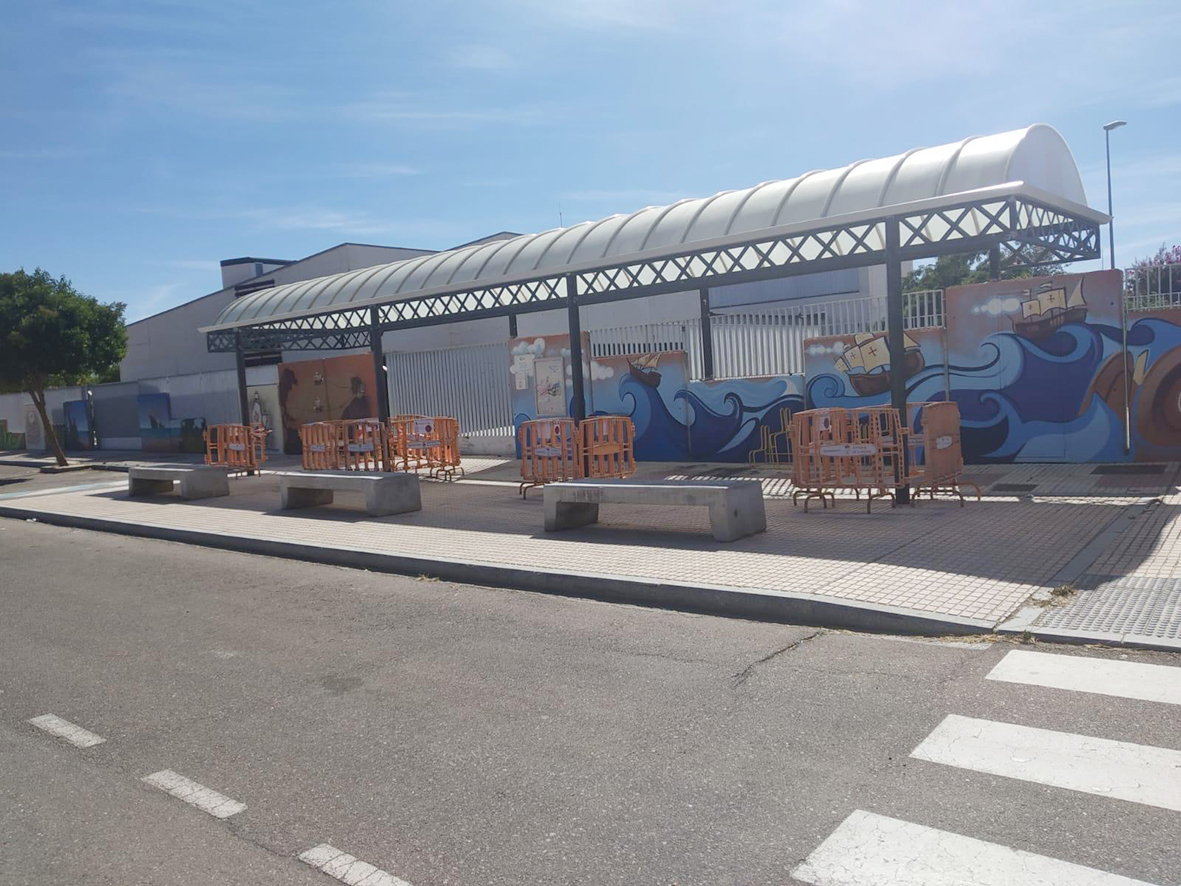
<box><xmin>991</xmin><ymin>483</ymin><xmax>1038</xmax><ymax>493</ymax></box>
<box><xmin>1091</xmin><ymin>464</ymin><xmax>1167</xmax><ymax>475</ymax></box>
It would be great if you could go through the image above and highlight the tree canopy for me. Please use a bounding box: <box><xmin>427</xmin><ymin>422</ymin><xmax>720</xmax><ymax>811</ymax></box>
<box><xmin>903</xmin><ymin>249</ymin><xmax>1063</xmax><ymax>293</ymax></box>
<box><xmin>0</xmin><ymin>268</ymin><xmax>127</xmax><ymax>463</ymax></box>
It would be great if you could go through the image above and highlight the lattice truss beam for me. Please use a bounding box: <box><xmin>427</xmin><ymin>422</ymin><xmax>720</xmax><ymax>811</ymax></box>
<box><xmin>208</xmin><ymin>194</ymin><xmax>1100</xmax><ymax>352</ymax></box>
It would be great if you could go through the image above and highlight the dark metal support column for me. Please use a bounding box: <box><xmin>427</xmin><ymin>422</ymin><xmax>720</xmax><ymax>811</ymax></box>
<box><xmin>885</xmin><ymin>219</ymin><xmax>910</xmax><ymax>505</ymax></box>
<box><xmin>988</xmin><ymin>245</ymin><xmax>1001</xmax><ymax>281</ymax></box>
<box><xmin>369</xmin><ymin>306</ymin><xmax>390</xmax><ymax>423</ymax></box>
<box><xmin>565</xmin><ymin>275</ymin><xmax>587</xmax><ymax>422</ymax></box>
<box><xmin>234</xmin><ymin>330</ymin><xmax>250</xmax><ymax>426</ymax></box>
<box><xmin>699</xmin><ymin>287</ymin><xmax>714</xmax><ymax>379</ymax></box>
<box><xmin>508</xmin><ymin>312</ymin><xmax>518</xmax><ymax>338</ymax></box>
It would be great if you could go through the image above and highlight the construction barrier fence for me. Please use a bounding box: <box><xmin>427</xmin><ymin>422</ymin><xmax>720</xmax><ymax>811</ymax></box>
<box><xmin>906</xmin><ymin>401</ymin><xmax>979</xmax><ymax>504</ymax></box>
<box><xmin>204</xmin><ymin>423</ymin><xmax>268</xmax><ymax>471</ymax></box>
<box><xmin>518</xmin><ymin>415</ymin><xmax>636</xmax><ymax>496</ymax></box>
<box><xmin>790</xmin><ymin>406</ymin><xmax>907</xmax><ymax>512</ymax></box>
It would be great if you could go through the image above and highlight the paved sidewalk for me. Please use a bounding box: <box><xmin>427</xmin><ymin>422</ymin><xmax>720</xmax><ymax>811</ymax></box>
<box><xmin>2</xmin><ymin>459</ymin><xmax>1177</xmax><ymax>645</ymax></box>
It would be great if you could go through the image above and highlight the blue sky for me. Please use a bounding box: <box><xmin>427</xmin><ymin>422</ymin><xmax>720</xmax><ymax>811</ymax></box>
<box><xmin>2</xmin><ymin>0</ymin><xmax>1178</xmax><ymax>321</ymax></box>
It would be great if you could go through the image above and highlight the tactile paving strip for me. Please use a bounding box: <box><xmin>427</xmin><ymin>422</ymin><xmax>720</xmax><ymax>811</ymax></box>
<box><xmin>1035</xmin><ymin>576</ymin><xmax>1181</xmax><ymax>639</ymax></box>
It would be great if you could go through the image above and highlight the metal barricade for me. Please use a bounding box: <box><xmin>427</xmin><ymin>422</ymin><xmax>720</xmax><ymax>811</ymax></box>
<box><xmin>907</xmin><ymin>401</ymin><xmax>979</xmax><ymax>505</ymax></box>
<box><xmin>340</xmin><ymin>419</ymin><xmax>389</xmax><ymax>472</ymax></box>
<box><xmin>581</xmin><ymin>415</ymin><xmax>636</xmax><ymax>480</ymax></box>
<box><xmin>204</xmin><ymin>423</ymin><xmax>267</xmax><ymax>471</ymax></box>
<box><xmin>518</xmin><ymin>418</ymin><xmax>581</xmax><ymax>497</ymax></box>
<box><xmin>790</xmin><ymin>406</ymin><xmax>907</xmax><ymax>512</ymax></box>
<box><xmin>429</xmin><ymin>416</ymin><xmax>464</xmax><ymax>480</ymax></box>
<box><xmin>300</xmin><ymin>422</ymin><xmax>343</xmax><ymax>471</ymax></box>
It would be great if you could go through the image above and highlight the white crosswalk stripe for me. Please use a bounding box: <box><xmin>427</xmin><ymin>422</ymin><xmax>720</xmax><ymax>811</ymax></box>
<box><xmin>299</xmin><ymin>844</ymin><xmax>412</xmax><ymax>886</ymax></box>
<box><xmin>910</xmin><ymin>713</ymin><xmax>1181</xmax><ymax>812</ymax></box>
<box><xmin>792</xmin><ymin>810</ymin><xmax>1161</xmax><ymax>886</ymax></box>
<box><xmin>986</xmin><ymin>650</ymin><xmax>1181</xmax><ymax>706</ymax></box>
<box><xmin>27</xmin><ymin>713</ymin><xmax>105</xmax><ymax>748</ymax></box>
<box><xmin>796</xmin><ymin>652</ymin><xmax>1178</xmax><ymax>885</ymax></box>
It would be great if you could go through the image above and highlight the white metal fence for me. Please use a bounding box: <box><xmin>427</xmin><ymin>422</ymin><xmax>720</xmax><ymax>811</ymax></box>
<box><xmin>1126</xmin><ymin>261</ymin><xmax>1181</xmax><ymax>313</ymax></box>
<box><xmin>588</xmin><ymin>290</ymin><xmax>944</xmax><ymax>380</ymax></box>
<box><xmin>386</xmin><ymin>342</ymin><xmax>512</xmax><ymax>436</ymax></box>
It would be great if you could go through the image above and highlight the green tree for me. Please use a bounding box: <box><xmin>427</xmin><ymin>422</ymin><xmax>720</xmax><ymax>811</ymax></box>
<box><xmin>903</xmin><ymin>249</ymin><xmax>1063</xmax><ymax>293</ymax></box>
<box><xmin>0</xmin><ymin>268</ymin><xmax>127</xmax><ymax>466</ymax></box>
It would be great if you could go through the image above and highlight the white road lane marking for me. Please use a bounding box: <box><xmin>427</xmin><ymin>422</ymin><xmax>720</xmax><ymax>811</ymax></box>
<box><xmin>986</xmin><ymin>650</ymin><xmax>1181</xmax><ymax>706</ymax></box>
<box><xmin>27</xmin><ymin>714</ymin><xmax>106</xmax><ymax>748</ymax></box>
<box><xmin>792</xmin><ymin>810</ymin><xmax>1160</xmax><ymax>885</ymax></box>
<box><xmin>299</xmin><ymin>843</ymin><xmax>413</xmax><ymax>886</ymax></box>
<box><xmin>141</xmin><ymin>770</ymin><xmax>246</xmax><ymax>819</ymax></box>
<box><xmin>911</xmin><ymin>714</ymin><xmax>1181</xmax><ymax>812</ymax></box>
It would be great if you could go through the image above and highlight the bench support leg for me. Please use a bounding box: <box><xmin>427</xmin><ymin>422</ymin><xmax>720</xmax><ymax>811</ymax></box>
<box><xmin>281</xmin><ymin>487</ymin><xmax>334</xmax><ymax>510</ymax></box>
<box><xmin>129</xmin><ymin>478</ymin><xmax>174</xmax><ymax>496</ymax></box>
<box><xmin>545</xmin><ymin>500</ymin><xmax>599</xmax><ymax>532</ymax></box>
<box><xmin>708</xmin><ymin>488</ymin><xmax>768</xmax><ymax>542</ymax></box>
<box><xmin>365</xmin><ymin>481</ymin><xmax>422</xmax><ymax>517</ymax></box>
<box><xmin>177</xmin><ymin>474</ymin><xmax>230</xmax><ymax>500</ymax></box>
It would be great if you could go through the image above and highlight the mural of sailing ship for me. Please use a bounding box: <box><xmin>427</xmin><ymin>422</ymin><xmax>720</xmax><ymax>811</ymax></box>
<box><xmin>1012</xmin><ymin>280</ymin><xmax>1087</xmax><ymax>341</ymax></box>
<box><xmin>628</xmin><ymin>353</ymin><xmax>662</xmax><ymax>387</ymax></box>
<box><xmin>834</xmin><ymin>331</ymin><xmax>924</xmax><ymax>397</ymax></box>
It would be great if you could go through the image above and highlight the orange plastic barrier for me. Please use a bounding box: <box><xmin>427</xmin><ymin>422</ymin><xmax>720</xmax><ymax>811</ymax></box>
<box><xmin>581</xmin><ymin>415</ymin><xmax>636</xmax><ymax>480</ymax></box>
<box><xmin>429</xmin><ymin>416</ymin><xmax>464</xmax><ymax>480</ymax></box>
<box><xmin>907</xmin><ymin>401</ymin><xmax>979</xmax><ymax>505</ymax></box>
<box><xmin>204</xmin><ymin>423</ymin><xmax>267</xmax><ymax>471</ymax></box>
<box><xmin>518</xmin><ymin>419</ymin><xmax>581</xmax><ymax>497</ymax></box>
<box><xmin>300</xmin><ymin>422</ymin><xmax>342</xmax><ymax>470</ymax></box>
<box><xmin>387</xmin><ymin>415</ymin><xmax>463</xmax><ymax>479</ymax></box>
<box><xmin>340</xmin><ymin>419</ymin><xmax>389</xmax><ymax>472</ymax></box>
<box><xmin>790</xmin><ymin>406</ymin><xmax>908</xmax><ymax>512</ymax></box>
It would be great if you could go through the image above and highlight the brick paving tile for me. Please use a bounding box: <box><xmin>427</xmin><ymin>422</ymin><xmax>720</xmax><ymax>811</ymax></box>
<box><xmin>5</xmin><ymin>462</ymin><xmax>1177</xmax><ymax>628</ymax></box>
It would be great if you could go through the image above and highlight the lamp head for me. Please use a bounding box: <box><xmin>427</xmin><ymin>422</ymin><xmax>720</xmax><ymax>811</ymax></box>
<box><xmin>1103</xmin><ymin>120</ymin><xmax>1127</xmax><ymax>131</ymax></box>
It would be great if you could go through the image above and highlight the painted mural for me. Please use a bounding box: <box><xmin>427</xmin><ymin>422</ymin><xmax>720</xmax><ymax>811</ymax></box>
<box><xmin>278</xmin><ymin>353</ymin><xmax>378</xmax><ymax>454</ymax></box>
<box><xmin>62</xmin><ymin>399</ymin><xmax>94</xmax><ymax>451</ymax></box>
<box><xmin>1123</xmin><ymin>306</ymin><xmax>1181</xmax><ymax>463</ymax></box>
<box><xmin>801</xmin><ymin>269</ymin><xmax>1181</xmax><ymax>464</ymax></box>
<box><xmin>135</xmin><ymin>392</ymin><xmax>207</xmax><ymax>453</ymax></box>
<box><xmin>508</xmin><ymin>334</ymin><xmax>588</xmax><ymax>447</ymax></box>
<box><xmin>805</xmin><ymin>326</ymin><xmax>950</xmax><ymax>415</ymax></box>
<box><xmin>942</xmin><ymin>271</ymin><xmax>1128</xmax><ymax>463</ymax></box>
<box><xmin>137</xmin><ymin>393</ymin><xmax>175</xmax><ymax>453</ymax></box>
<box><xmin>508</xmin><ymin>334</ymin><xmax>804</xmax><ymax>462</ymax></box>
<box><xmin>246</xmin><ymin>384</ymin><xmax>281</xmax><ymax>451</ymax></box>
<box><xmin>586</xmin><ymin>350</ymin><xmax>803</xmax><ymax>462</ymax></box>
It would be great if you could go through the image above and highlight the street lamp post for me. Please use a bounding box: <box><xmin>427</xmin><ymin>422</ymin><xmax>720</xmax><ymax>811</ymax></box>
<box><xmin>1104</xmin><ymin>119</ymin><xmax>1128</xmax><ymax>454</ymax></box>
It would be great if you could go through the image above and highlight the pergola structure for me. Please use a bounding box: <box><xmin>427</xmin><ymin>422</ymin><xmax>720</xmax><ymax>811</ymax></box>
<box><xmin>202</xmin><ymin>125</ymin><xmax>1107</xmax><ymax>502</ymax></box>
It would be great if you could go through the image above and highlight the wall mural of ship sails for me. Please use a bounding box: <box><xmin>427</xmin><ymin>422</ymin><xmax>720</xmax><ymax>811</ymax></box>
<box><xmin>807</xmin><ymin>269</ymin><xmax>1181</xmax><ymax>464</ymax></box>
<box><xmin>504</xmin><ymin>269</ymin><xmax>1180</xmax><ymax>464</ymax></box>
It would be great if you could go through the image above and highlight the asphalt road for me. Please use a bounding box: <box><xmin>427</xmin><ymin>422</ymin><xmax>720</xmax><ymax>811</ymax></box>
<box><xmin>1</xmin><ymin>507</ymin><xmax>1179</xmax><ymax>885</ymax></box>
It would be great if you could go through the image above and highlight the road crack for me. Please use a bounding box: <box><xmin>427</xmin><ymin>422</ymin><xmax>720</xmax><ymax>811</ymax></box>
<box><xmin>731</xmin><ymin>630</ymin><xmax>822</xmax><ymax>687</ymax></box>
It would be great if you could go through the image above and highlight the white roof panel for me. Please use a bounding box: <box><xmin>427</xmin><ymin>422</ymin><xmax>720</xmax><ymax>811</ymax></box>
<box><xmin>207</xmin><ymin>124</ymin><xmax>1096</xmax><ymax>331</ymax></box>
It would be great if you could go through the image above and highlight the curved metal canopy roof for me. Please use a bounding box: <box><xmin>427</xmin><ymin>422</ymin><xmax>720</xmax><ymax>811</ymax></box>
<box><xmin>205</xmin><ymin>124</ymin><xmax>1102</xmax><ymax>335</ymax></box>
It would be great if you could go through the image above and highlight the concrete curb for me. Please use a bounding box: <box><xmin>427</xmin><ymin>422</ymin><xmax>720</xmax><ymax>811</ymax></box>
<box><xmin>0</xmin><ymin>503</ymin><xmax>993</xmax><ymax>638</ymax></box>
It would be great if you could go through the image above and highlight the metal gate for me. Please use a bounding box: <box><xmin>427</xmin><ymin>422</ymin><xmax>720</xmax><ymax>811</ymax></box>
<box><xmin>386</xmin><ymin>342</ymin><xmax>512</xmax><ymax>437</ymax></box>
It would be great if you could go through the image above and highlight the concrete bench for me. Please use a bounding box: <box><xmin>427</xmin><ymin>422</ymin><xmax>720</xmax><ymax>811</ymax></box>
<box><xmin>543</xmin><ymin>478</ymin><xmax>766</xmax><ymax>542</ymax></box>
<box><xmin>128</xmin><ymin>464</ymin><xmax>230</xmax><ymax>500</ymax></box>
<box><xmin>276</xmin><ymin>471</ymin><xmax>421</xmax><ymax>517</ymax></box>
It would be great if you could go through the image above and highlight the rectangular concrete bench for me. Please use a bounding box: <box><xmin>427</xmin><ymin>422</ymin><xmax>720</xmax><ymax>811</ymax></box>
<box><xmin>275</xmin><ymin>471</ymin><xmax>421</xmax><ymax>518</ymax></box>
<box><xmin>128</xmin><ymin>464</ymin><xmax>230</xmax><ymax>500</ymax></box>
<box><xmin>543</xmin><ymin>478</ymin><xmax>766</xmax><ymax>542</ymax></box>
